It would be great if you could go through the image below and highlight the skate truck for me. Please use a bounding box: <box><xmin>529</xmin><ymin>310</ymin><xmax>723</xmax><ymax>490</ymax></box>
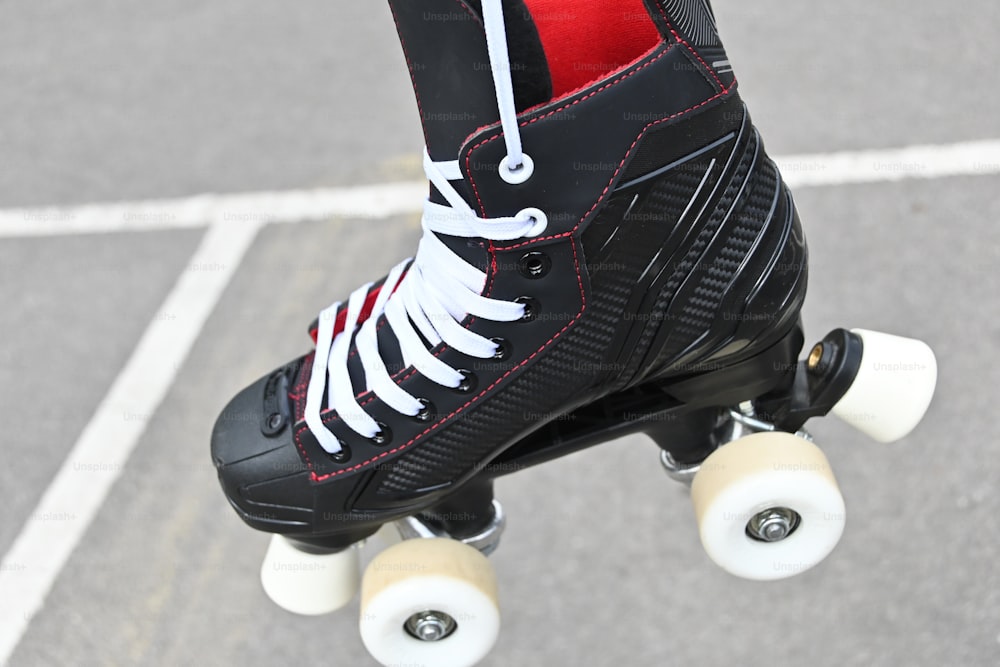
<box><xmin>210</xmin><ymin>1</ymin><xmax>937</xmax><ymax>665</ymax></box>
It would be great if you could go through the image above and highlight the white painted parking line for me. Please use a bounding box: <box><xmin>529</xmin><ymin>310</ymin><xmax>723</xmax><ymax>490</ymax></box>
<box><xmin>776</xmin><ymin>139</ymin><xmax>1000</xmax><ymax>187</ymax></box>
<box><xmin>0</xmin><ymin>181</ymin><xmax>428</xmax><ymax>238</ymax></box>
<box><xmin>0</xmin><ymin>219</ymin><xmax>262</xmax><ymax>667</ymax></box>
<box><xmin>1</xmin><ymin>139</ymin><xmax>1000</xmax><ymax>238</ymax></box>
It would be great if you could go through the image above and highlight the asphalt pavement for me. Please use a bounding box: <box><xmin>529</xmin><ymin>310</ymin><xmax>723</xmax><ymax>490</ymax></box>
<box><xmin>1</xmin><ymin>1</ymin><xmax>998</xmax><ymax>666</ymax></box>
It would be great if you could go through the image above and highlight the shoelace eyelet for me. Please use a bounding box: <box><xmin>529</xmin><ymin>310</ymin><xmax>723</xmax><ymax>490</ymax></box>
<box><xmin>518</xmin><ymin>251</ymin><xmax>551</xmax><ymax>279</ymax></box>
<box><xmin>454</xmin><ymin>370</ymin><xmax>478</xmax><ymax>393</ymax></box>
<box><xmin>499</xmin><ymin>153</ymin><xmax>534</xmax><ymax>184</ymax></box>
<box><xmin>414</xmin><ymin>399</ymin><xmax>437</xmax><ymax>423</ymax></box>
<box><xmin>370</xmin><ymin>422</ymin><xmax>393</xmax><ymax>446</ymax></box>
<box><xmin>516</xmin><ymin>207</ymin><xmax>548</xmax><ymax>237</ymax></box>
<box><xmin>515</xmin><ymin>296</ymin><xmax>540</xmax><ymax>322</ymax></box>
<box><xmin>329</xmin><ymin>442</ymin><xmax>352</xmax><ymax>464</ymax></box>
<box><xmin>491</xmin><ymin>337</ymin><xmax>511</xmax><ymax>361</ymax></box>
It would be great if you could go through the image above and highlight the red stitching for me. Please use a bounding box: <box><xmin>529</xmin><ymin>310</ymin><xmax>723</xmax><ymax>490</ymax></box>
<box><xmin>297</xmin><ymin>80</ymin><xmax>735</xmax><ymax>477</ymax></box>
<box><xmin>451</xmin><ymin>0</ymin><xmax>483</xmax><ymax>28</ymax></box>
<box><xmin>465</xmin><ymin>45</ymin><xmax>676</xmax><ymax>216</ymax></box>
<box><xmin>651</xmin><ymin>1</ymin><xmax>724</xmax><ymax>91</ymax></box>
<box><xmin>292</xmin><ymin>355</ymin><xmax>311</xmax><ymax>396</ymax></box>
<box><xmin>309</xmin><ymin>236</ymin><xmax>587</xmax><ymax>482</ymax></box>
<box><xmin>294</xmin><ymin>428</ymin><xmax>316</xmax><ymax>470</ymax></box>
<box><xmin>296</xmin><ymin>31</ymin><xmax>738</xmax><ymax>481</ymax></box>
<box><xmin>461</xmin><ymin>38</ymin><xmax>667</xmax><ymax>149</ymax></box>
<box><xmin>470</xmin><ymin>68</ymin><xmax>736</xmax><ymax>251</ymax></box>
<box><xmin>292</xmin><ymin>354</ymin><xmax>314</xmax><ymax>421</ymax></box>
<box><xmin>295</xmin><ymin>295</ymin><xmax>478</xmax><ymax>455</ymax></box>
<box><xmin>503</xmin><ymin>230</ymin><xmax>573</xmax><ymax>251</ymax></box>
<box><xmin>578</xmin><ymin>85</ymin><xmax>735</xmax><ymax>227</ymax></box>
<box><xmin>346</xmin><ymin>316</ymin><xmax>388</xmax><ymax>364</ymax></box>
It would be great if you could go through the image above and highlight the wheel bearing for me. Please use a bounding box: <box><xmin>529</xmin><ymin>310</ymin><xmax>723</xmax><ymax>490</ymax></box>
<box><xmin>405</xmin><ymin>610</ymin><xmax>458</xmax><ymax>642</ymax></box>
<box><xmin>746</xmin><ymin>507</ymin><xmax>801</xmax><ymax>543</ymax></box>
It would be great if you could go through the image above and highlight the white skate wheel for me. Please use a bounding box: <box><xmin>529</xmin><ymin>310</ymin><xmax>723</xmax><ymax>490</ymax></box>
<box><xmin>691</xmin><ymin>432</ymin><xmax>846</xmax><ymax>581</ymax></box>
<box><xmin>360</xmin><ymin>538</ymin><xmax>500</xmax><ymax>667</ymax></box>
<box><xmin>259</xmin><ymin>534</ymin><xmax>360</xmax><ymax>615</ymax></box>
<box><xmin>832</xmin><ymin>329</ymin><xmax>937</xmax><ymax>443</ymax></box>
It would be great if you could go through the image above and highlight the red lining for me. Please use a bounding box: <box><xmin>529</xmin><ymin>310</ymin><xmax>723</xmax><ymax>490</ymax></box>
<box><xmin>307</xmin><ymin>268</ymin><xmax>411</xmax><ymax>345</ymax></box>
<box><xmin>523</xmin><ymin>0</ymin><xmax>661</xmax><ymax>98</ymax></box>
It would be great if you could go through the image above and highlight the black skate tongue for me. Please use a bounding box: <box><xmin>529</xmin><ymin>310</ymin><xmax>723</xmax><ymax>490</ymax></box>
<box><xmin>347</xmin><ymin>317</ymin><xmax>412</xmax><ymax>396</ymax></box>
<box><xmin>328</xmin><ymin>1</ymin><xmax>554</xmax><ymax>401</ymax></box>
<box><xmin>389</xmin><ymin>0</ymin><xmax>552</xmax><ymax>272</ymax></box>
<box><xmin>389</xmin><ymin>0</ymin><xmax>551</xmax><ymax>163</ymax></box>
<box><xmin>302</xmin><ymin>273</ymin><xmax>413</xmax><ymax>406</ymax></box>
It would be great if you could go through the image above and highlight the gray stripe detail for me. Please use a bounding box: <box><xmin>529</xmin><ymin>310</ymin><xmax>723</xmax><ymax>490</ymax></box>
<box><xmin>615</xmin><ymin>132</ymin><xmax>737</xmax><ymax>192</ymax></box>
<box><xmin>660</xmin><ymin>0</ymin><xmax>720</xmax><ymax>48</ymax></box>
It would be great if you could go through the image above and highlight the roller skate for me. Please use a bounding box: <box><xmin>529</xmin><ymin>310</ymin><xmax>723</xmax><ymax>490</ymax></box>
<box><xmin>210</xmin><ymin>1</ymin><xmax>937</xmax><ymax>665</ymax></box>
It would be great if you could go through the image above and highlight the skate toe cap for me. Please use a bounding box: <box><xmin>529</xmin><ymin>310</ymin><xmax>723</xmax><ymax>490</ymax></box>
<box><xmin>211</xmin><ymin>369</ymin><xmax>319</xmax><ymax>529</ymax></box>
<box><xmin>211</xmin><ymin>364</ymin><xmax>299</xmax><ymax>468</ymax></box>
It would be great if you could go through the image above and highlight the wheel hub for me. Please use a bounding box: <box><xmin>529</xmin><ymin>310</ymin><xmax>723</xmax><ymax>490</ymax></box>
<box><xmin>405</xmin><ymin>610</ymin><xmax>457</xmax><ymax>642</ymax></box>
<box><xmin>746</xmin><ymin>507</ymin><xmax>801</xmax><ymax>543</ymax></box>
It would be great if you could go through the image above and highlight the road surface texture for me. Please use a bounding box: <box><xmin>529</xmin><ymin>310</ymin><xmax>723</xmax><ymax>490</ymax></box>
<box><xmin>1</xmin><ymin>1</ymin><xmax>998</xmax><ymax>666</ymax></box>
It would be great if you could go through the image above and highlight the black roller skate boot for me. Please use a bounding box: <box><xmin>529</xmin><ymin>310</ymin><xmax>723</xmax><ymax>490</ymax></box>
<box><xmin>211</xmin><ymin>1</ymin><xmax>936</xmax><ymax>664</ymax></box>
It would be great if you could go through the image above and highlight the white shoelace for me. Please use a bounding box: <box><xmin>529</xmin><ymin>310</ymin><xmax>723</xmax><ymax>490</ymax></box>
<box><xmin>304</xmin><ymin>0</ymin><xmax>545</xmax><ymax>454</ymax></box>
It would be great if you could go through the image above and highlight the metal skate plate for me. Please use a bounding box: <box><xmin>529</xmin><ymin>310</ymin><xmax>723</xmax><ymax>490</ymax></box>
<box><xmin>393</xmin><ymin>499</ymin><xmax>506</xmax><ymax>556</ymax></box>
<box><xmin>660</xmin><ymin>403</ymin><xmax>813</xmax><ymax>486</ymax></box>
